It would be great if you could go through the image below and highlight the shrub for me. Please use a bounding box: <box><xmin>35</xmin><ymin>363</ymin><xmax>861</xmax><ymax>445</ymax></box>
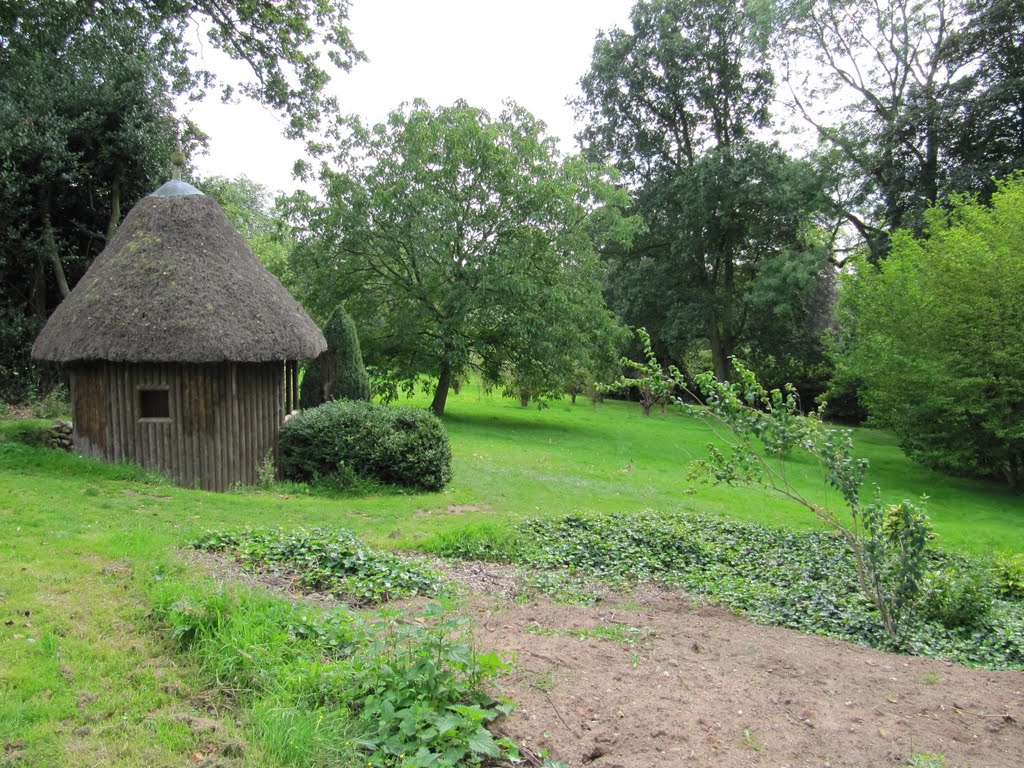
<box><xmin>330</xmin><ymin>310</ymin><xmax>370</xmax><ymax>402</ymax></box>
<box><xmin>298</xmin><ymin>356</ymin><xmax>326</xmax><ymax>408</ymax></box>
<box><xmin>918</xmin><ymin>566</ymin><xmax>993</xmax><ymax>629</ymax></box>
<box><xmin>835</xmin><ymin>176</ymin><xmax>1024</xmax><ymax>491</ymax></box>
<box><xmin>300</xmin><ymin>308</ymin><xmax>370</xmax><ymax>408</ymax></box>
<box><xmin>31</xmin><ymin>383</ymin><xmax>70</xmax><ymax>419</ymax></box>
<box><xmin>689</xmin><ymin>360</ymin><xmax>935</xmax><ymax>641</ymax></box>
<box><xmin>279</xmin><ymin>400</ymin><xmax>453</xmax><ymax>490</ymax></box>
<box><xmin>0</xmin><ymin>309</ymin><xmax>50</xmax><ymax>404</ymax></box>
<box><xmin>989</xmin><ymin>552</ymin><xmax>1024</xmax><ymax>599</ymax></box>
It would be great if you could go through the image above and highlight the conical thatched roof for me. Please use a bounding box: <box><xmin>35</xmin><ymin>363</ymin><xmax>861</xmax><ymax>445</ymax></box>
<box><xmin>33</xmin><ymin>181</ymin><xmax>326</xmax><ymax>363</ymax></box>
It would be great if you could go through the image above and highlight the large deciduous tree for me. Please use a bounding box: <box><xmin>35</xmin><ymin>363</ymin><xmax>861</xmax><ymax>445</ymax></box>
<box><xmin>942</xmin><ymin>0</ymin><xmax>1024</xmax><ymax>201</ymax></box>
<box><xmin>4</xmin><ymin>0</ymin><xmax>363</xmax><ymax>139</ymax></box>
<box><xmin>779</xmin><ymin>0</ymin><xmax>966</xmax><ymax>249</ymax></box>
<box><xmin>577</xmin><ymin>0</ymin><xmax>829</xmax><ymax>383</ymax></box>
<box><xmin>0</xmin><ymin>1</ymin><xmax>360</xmax><ymax>402</ymax></box>
<box><xmin>780</xmin><ymin>0</ymin><xmax>1023</xmax><ymax>259</ymax></box>
<box><xmin>290</xmin><ymin>101</ymin><xmax>638</xmax><ymax>415</ymax></box>
<box><xmin>0</xmin><ymin>13</ymin><xmax>184</xmax><ymax>400</ymax></box>
<box><xmin>836</xmin><ymin>175</ymin><xmax>1024</xmax><ymax>491</ymax></box>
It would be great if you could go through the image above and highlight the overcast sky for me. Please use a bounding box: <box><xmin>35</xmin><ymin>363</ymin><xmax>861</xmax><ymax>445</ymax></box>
<box><xmin>184</xmin><ymin>0</ymin><xmax>635</xmax><ymax>194</ymax></box>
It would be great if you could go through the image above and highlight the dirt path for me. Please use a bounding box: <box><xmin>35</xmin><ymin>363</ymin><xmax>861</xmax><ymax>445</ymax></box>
<box><xmin>186</xmin><ymin>552</ymin><xmax>1024</xmax><ymax>768</ymax></box>
<box><xmin>472</xmin><ymin>590</ymin><xmax>1022</xmax><ymax>767</ymax></box>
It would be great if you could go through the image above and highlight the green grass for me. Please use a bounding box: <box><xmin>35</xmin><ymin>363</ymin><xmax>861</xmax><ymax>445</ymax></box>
<box><xmin>1</xmin><ymin>388</ymin><xmax>1021</xmax><ymax>764</ymax></box>
<box><xmin>525</xmin><ymin>621</ymin><xmax>655</xmax><ymax>646</ymax></box>
<box><xmin>413</xmin><ymin>384</ymin><xmax>1024</xmax><ymax>555</ymax></box>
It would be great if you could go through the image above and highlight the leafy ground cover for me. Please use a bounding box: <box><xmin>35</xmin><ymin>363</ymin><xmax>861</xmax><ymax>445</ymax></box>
<box><xmin>193</xmin><ymin>527</ymin><xmax>442</xmax><ymax>605</ymax></box>
<box><xmin>425</xmin><ymin>510</ymin><xmax>1024</xmax><ymax>669</ymax></box>
<box><xmin>397</xmin><ymin>384</ymin><xmax>1024</xmax><ymax>556</ymax></box>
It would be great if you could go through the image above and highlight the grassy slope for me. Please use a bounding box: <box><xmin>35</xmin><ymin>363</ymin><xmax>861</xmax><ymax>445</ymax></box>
<box><xmin>419</xmin><ymin>384</ymin><xmax>1024</xmax><ymax>555</ymax></box>
<box><xmin>1</xmin><ymin>392</ymin><xmax>1021</xmax><ymax>764</ymax></box>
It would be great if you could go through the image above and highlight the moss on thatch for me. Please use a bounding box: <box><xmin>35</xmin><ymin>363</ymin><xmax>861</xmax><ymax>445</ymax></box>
<box><xmin>32</xmin><ymin>187</ymin><xmax>325</xmax><ymax>363</ymax></box>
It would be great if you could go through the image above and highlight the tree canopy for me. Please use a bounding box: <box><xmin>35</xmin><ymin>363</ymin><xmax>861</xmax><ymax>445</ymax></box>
<box><xmin>836</xmin><ymin>175</ymin><xmax>1024</xmax><ymax>491</ymax></box>
<box><xmin>289</xmin><ymin>100</ymin><xmax>639</xmax><ymax>415</ymax></box>
<box><xmin>779</xmin><ymin>0</ymin><xmax>1024</xmax><ymax>258</ymax></box>
<box><xmin>578</xmin><ymin>0</ymin><xmax>830</xmax><ymax>383</ymax></box>
<box><xmin>3</xmin><ymin>0</ymin><xmax>362</xmax><ymax>138</ymax></box>
<box><xmin>0</xmin><ymin>1</ymin><xmax>360</xmax><ymax>401</ymax></box>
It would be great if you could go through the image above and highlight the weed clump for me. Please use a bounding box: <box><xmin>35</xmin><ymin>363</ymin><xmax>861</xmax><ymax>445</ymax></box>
<box><xmin>151</xmin><ymin>582</ymin><xmax>515</xmax><ymax>767</ymax></box>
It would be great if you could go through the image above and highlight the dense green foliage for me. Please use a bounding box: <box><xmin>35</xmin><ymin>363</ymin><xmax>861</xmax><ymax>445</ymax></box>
<box><xmin>288</xmin><ymin>100</ymin><xmax>638</xmax><ymax>415</ymax></box>
<box><xmin>300</xmin><ymin>308</ymin><xmax>371</xmax><ymax>408</ymax></box>
<box><xmin>780</xmin><ymin>0</ymin><xmax>1024</xmax><ymax>255</ymax></box>
<box><xmin>298</xmin><ymin>356</ymin><xmax>326</xmax><ymax>410</ymax></box>
<box><xmin>836</xmin><ymin>177</ymin><xmax>1024</xmax><ymax>490</ymax></box>
<box><xmin>6</xmin><ymin>1</ymin><xmax>362</xmax><ymax>140</ymax></box>
<box><xmin>429</xmin><ymin>509</ymin><xmax>1024</xmax><ymax>669</ymax></box>
<box><xmin>1</xmin><ymin>1</ymin><xmax>360</xmax><ymax>403</ymax></box>
<box><xmin>279</xmin><ymin>400</ymin><xmax>453</xmax><ymax>491</ymax></box>
<box><xmin>330</xmin><ymin>311</ymin><xmax>371</xmax><ymax>402</ymax></box>
<box><xmin>578</xmin><ymin>0</ymin><xmax>831</xmax><ymax>385</ymax></box>
<box><xmin>944</xmin><ymin>0</ymin><xmax>1024</xmax><ymax>199</ymax></box>
<box><xmin>194</xmin><ymin>527</ymin><xmax>439</xmax><ymax>605</ymax></box>
<box><xmin>0</xmin><ymin>8</ymin><xmax>181</xmax><ymax>402</ymax></box>
<box><xmin>150</xmin><ymin>583</ymin><xmax>515</xmax><ymax>767</ymax></box>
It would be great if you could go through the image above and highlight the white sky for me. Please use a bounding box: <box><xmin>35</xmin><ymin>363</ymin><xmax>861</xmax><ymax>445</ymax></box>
<box><xmin>183</xmin><ymin>0</ymin><xmax>635</xmax><ymax>194</ymax></box>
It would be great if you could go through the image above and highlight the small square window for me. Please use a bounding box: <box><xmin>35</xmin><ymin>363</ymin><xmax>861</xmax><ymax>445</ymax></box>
<box><xmin>139</xmin><ymin>388</ymin><xmax>170</xmax><ymax>419</ymax></box>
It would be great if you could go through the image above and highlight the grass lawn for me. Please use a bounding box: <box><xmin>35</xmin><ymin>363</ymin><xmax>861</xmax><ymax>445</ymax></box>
<box><xmin>1</xmin><ymin>387</ymin><xmax>1021</xmax><ymax>765</ymax></box>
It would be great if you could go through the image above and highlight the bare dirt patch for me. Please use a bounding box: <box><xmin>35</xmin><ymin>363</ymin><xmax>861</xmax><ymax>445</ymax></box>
<box><xmin>414</xmin><ymin>503</ymin><xmax>494</xmax><ymax>518</ymax></box>
<box><xmin>184</xmin><ymin>552</ymin><xmax>1024</xmax><ymax>768</ymax></box>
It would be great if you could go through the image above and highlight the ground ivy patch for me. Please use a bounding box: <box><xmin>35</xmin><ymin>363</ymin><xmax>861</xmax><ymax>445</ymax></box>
<box><xmin>193</xmin><ymin>527</ymin><xmax>442</xmax><ymax>605</ymax></box>
<box><xmin>434</xmin><ymin>510</ymin><xmax>1024</xmax><ymax>669</ymax></box>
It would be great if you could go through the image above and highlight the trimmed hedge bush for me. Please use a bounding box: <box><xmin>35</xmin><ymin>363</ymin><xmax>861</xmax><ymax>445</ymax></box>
<box><xmin>279</xmin><ymin>400</ymin><xmax>453</xmax><ymax>491</ymax></box>
<box><xmin>299</xmin><ymin>356</ymin><xmax>326</xmax><ymax>409</ymax></box>
<box><xmin>329</xmin><ymin>310</ymin><xmax>371</xmax><ymax>402</ymax></box>
<box><xmin>300</xmin><ymin>309</ymin><xmax>370</xmax><ymax>409</ymax></box>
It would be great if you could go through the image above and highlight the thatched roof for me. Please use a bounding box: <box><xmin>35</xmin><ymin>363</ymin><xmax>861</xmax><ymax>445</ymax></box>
<box><xmin>33</xmin><ymin>181</ymin><xmax>326</xmax><ymax>363</ymax></box>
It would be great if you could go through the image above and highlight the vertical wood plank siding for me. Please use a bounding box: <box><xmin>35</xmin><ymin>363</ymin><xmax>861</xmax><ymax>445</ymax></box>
<box><xmin>68</xmin><ymin>361</ymin><xmax>285</xmax><ymax>491</ymax></box>
<box><xmin>70</xmin><ymin>364</ymin><xmax>108</xmax><ymax>458</ymax></box>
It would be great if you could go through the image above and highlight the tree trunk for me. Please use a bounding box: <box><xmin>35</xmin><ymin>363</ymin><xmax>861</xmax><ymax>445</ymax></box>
<box><xmin>519</xmin><ymin>391</ymin><xmax>530</xmax><ymax>408</ymax></box>
<box><xmin>1008</xmin><ymin>449</ymin><xmax>1023</xmax><ymax>495</ymax></box>
<box><xmin>430</xmin><ymin>360</ymin><xmax>452</xmax><ymax>416</ymax></box>
<box><xmin>106</xmin><ymin>170</ymin><xmax>122</xmax><ymax>243</ymax></box>
<box><xmin>41</xmin><ymin>186</ymin><xmax>70</xmax><ymax>299</ymax></box>
<box><xmin>29</xmin><ymin>254</ymin><xmax>48</xmax><ymax>319</ymax></box>
<box><xmin>710</xmin><ymin>247</ymin><xmax>736</xmax><ymax>382</ymax></box>
<box><xmin>709</xmin><ymin>320</ymin><xmax>732</xmax><ymax>382</ymax></box>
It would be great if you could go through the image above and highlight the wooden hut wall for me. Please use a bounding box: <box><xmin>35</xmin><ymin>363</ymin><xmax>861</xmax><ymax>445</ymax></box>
<box><xmin>70</xmin><ymin>361</ymin><xmax>284</xmax><ymax>491</ymax></box>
